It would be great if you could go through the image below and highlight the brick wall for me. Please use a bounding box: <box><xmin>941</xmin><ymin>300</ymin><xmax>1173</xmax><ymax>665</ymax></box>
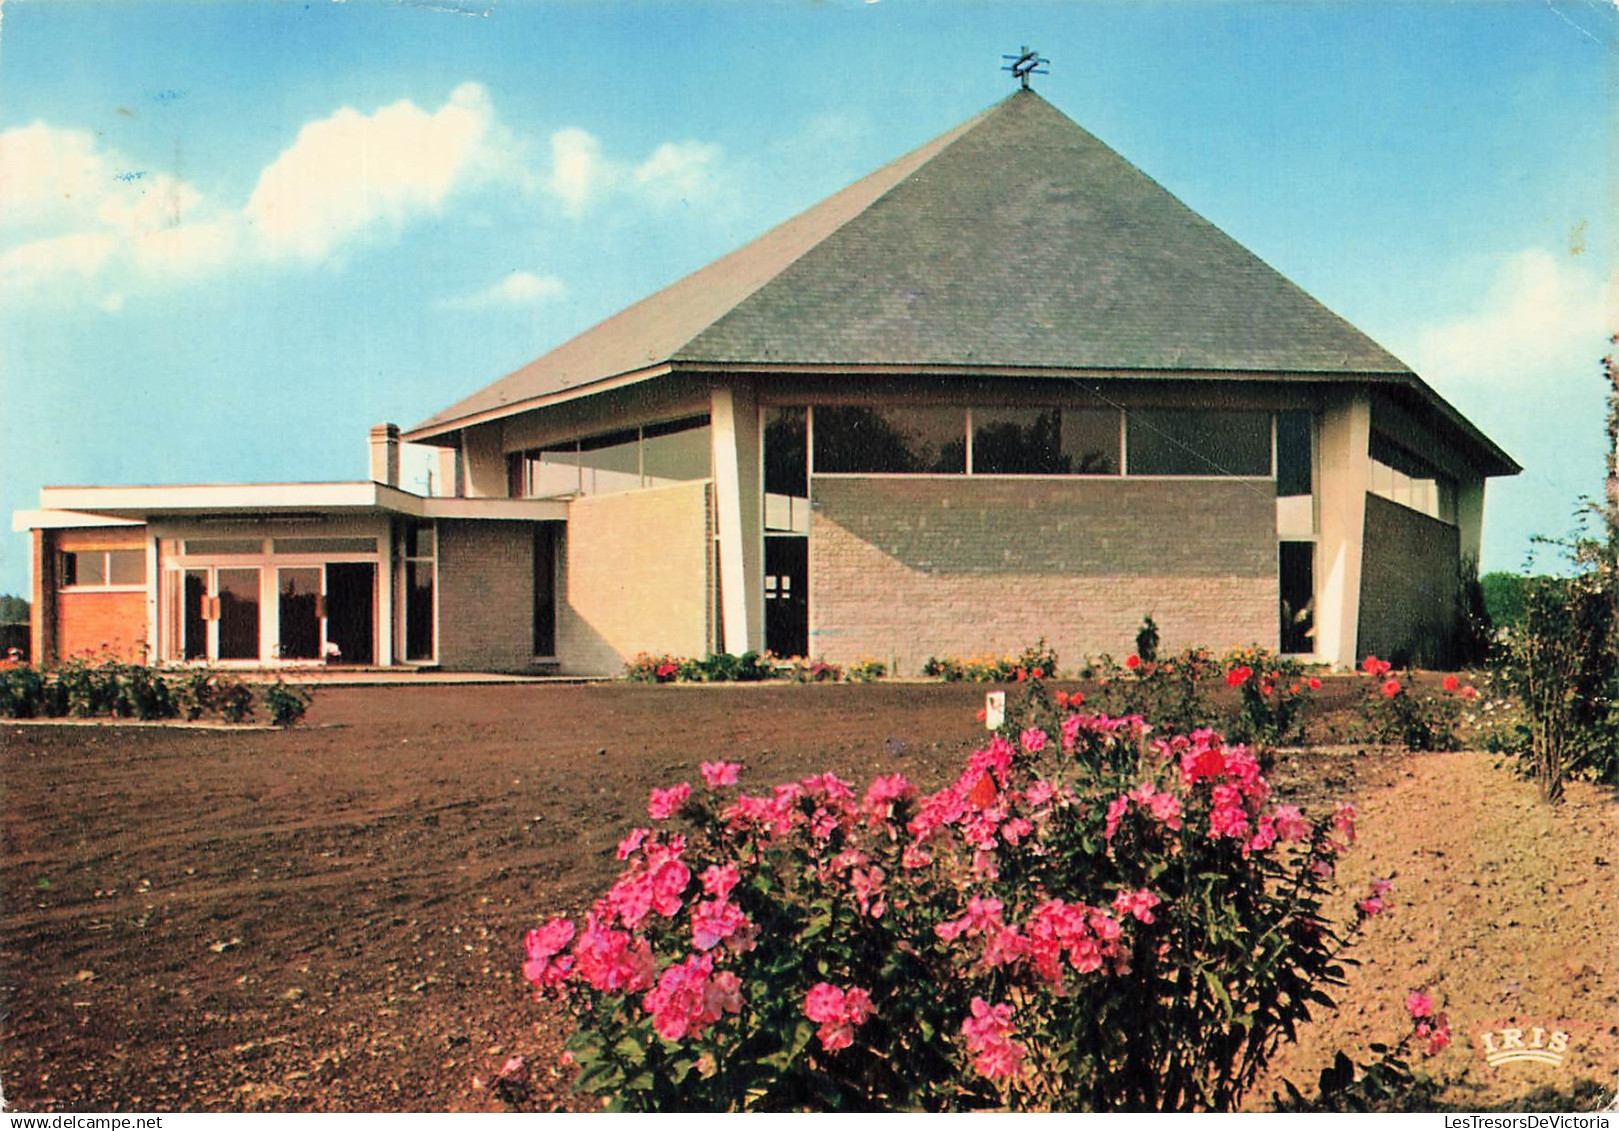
<box><xmin>557</xmin><ymin>482</ymin><xmax>711</xmax><ymax>675</ymax></box>
<box><xmin>1357</xmin><ymin>492</ymin><xmax>1461</xmax><ymax>667</ymax></box>
<box><xmin>809</xmin><ymin>477</ymin><xmax>1277</xmax><ymax>674</ymax></box>
<box><xmin>49</xmin><ymin>528</ymin><xmax>150</xmax><ymax>663</ymax></box>
<box><xmin>436</xmin><ymin>520</ymin><xmax>541</xmax><ymax>672</ymax></box>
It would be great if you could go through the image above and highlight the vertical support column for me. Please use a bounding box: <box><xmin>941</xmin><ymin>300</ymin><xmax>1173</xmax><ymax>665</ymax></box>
<box><xmin>31</xmin><ymin>529</ymin><xmax>56</xmax><ymax>666</ymax></box>
<box><xmin>1315</xmin><ymin>392</ymin><xmax>1373</xmax><ymax>669</ymax></box>
<box><xmin>461</xmin><ymin>424</ymin><xmax>507</xmax><ymax>498</ymax></box>
<box><xmin>1455</xmin><ymin>476</ymin><xmax>1486</xmax><ymax>568</ymax></box>
<box><xmin>145</xmin><ymin>530</ymin><xmax>160</xmax><ymax>663</ymax></box>
<box><xmin>710</xmin><ymin>384</ymin><xmax>761</xmax><ymax>654</ymax></box>
<box><xmin>377</xmin><ymin>518</ymin><xmax>395</xmax><ymax>667</ymax></box>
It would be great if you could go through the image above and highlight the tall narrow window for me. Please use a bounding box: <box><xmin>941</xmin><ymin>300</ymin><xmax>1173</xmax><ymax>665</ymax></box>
<box><xmin>533</xmin><ymin>524</ymin><xmax>557</xmax><ymax>657</ymax></box>
<box><xmin>764</xmin><ymin>407</ymin><xmax>809</xmax><ymax>533</ymax></box>
<box><xmin>1279</xmin><ymin>542</ymin><xmax>1315</xmax><ymax>655</ymax></box>
<box><xmin>403</xmin><ymin>522</ymin><xmax>435</xmax><ymax>662</ymax></box>
<box><xmin>1276</xmin><ymin>410</ymin><xmax>1315</xmax><ymax>538</ymax></box>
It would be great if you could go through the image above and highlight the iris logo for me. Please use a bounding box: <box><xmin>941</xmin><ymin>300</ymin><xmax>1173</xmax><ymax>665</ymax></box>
<box><xmin>1478</xmin><ymin>1025</ymin><xmax>1573</xmax><ymax>1068</ymax></box>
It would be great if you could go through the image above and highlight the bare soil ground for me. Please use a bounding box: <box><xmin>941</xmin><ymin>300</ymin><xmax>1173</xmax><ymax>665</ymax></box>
<box><xmin>1</xmin><ymin>683</ymin><xmax>1613</xmax><ymax>1112</ymax></box>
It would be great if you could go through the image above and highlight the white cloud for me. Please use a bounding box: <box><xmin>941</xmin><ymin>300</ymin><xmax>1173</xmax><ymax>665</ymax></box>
<box><xmin>544</xmin><ymin>129</ymin><xmax>729</xmax><ymax>214</ymax></box>
<box><xmin>439</xmin><ymin>270</ymin><xmax>566</xmax><ymax>310</ymax></box>
<box><xmin>1414</xmin><ymin>248</ymin><xmax>1616</xmax><ymax>388</ymax></box>
<box><xmin>0</xmin><ymin>122</ymin><xmax>108</xmax><ymax>232</ymax></box>
<box><xmin>547</xmin><ymin>127</ymin><xmax>614</xmax><ymax>215</ymax></box>
<box><xmin>244</xmin><ymin>82</ymin><xmax>504</xmax><ymax>260</ymax></box>
<box><xmin>0</xmin><ymin>231</ymin><xmax>117</xmax><ymax>288</ymax></box>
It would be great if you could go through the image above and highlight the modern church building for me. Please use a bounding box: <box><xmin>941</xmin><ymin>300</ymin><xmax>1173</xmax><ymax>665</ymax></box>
<box><xmin>17</xmin><ymin>90</ymin><xmax>1518</xmax><ymax>675</ymax></box>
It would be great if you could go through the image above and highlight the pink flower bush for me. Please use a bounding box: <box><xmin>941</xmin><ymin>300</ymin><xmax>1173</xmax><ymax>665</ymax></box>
<box><xmin>526</xmin><ymin>686</ymin><xmax>1375</xmax><ymax>1112</ymax></box>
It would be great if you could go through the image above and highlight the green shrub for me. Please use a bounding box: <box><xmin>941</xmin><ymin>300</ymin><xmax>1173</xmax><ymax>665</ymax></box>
<box><xmin>264</xmin><ymin>680</ymin><xmax>314</xmax><ymax>727</ymax></box>
<box><xmin>922</xmin><ymin>640</ymin><xmax>1057</xmax><ymax>683</ymax></box>
<box><xmin>0</xmin><ymin>664</ymin><xmax>46</xmax><ymax>718</ymax></box>
<box><xmin>846</xmin><ymin>658</ymin><xmax>887</xmax><ymax>683</ymax></box>
<box><xmin>1355</xmin><ymin>658</ymin><xmax>1466</xmax><ymax>753</ymax></box>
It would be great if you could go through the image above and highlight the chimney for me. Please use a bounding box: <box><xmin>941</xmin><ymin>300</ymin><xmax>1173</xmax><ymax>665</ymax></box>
<box><xmin>369</xmin><ymin>423</ymin><xmax>400</xmax><ymax>487</ymax></box>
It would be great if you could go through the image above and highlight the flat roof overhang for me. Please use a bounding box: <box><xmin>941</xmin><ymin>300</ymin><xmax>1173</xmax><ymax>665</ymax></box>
<box><xmin>15</xmin><ymin>482</ymin><xmax>567</xmax><ymax>531</ymax></box>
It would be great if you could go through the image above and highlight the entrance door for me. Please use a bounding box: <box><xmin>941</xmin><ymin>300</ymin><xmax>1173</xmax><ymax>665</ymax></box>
<box><xmin>764</xmin><ymin>538</ymin><xmax>809</xmax><ymax>659</ymax></box>
<box><xmin>325</xmin><ymin>562</ymin><xmax>375</xmax><ymax>665</ymax></box>
<box><xmin>277</xmin><ymin>567</ymin><xmax>322</xmax><ymax>661</ymax></box>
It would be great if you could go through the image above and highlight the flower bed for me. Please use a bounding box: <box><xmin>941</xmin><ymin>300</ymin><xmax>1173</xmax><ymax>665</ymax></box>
<box><xmin>0</xmin><ymin>654</ymin><xmax>312</xmax><ymax>726</ymax></box>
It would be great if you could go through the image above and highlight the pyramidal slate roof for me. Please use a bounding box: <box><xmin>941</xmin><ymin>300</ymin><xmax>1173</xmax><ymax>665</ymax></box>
<box><xmin>410</xmin><ymin>91</ymin><xmax>1512</xmax><ymax>474</ymax></box>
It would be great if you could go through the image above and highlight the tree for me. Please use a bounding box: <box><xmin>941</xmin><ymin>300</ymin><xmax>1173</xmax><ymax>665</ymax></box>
<box><xmin>0</xmin><ymin>595</ymin><xmax>29</xmax><ymax>625</ymax></box>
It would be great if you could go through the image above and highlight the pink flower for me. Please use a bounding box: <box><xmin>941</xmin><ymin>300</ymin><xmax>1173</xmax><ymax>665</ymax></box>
<box><xmin>1104</xmin><ymin>794</ymin><xmax>1130</xmax><ymax>840</ymax></box>
<box><xmin>700</xmin><ymin>862</ymin><xmax>740</xmax><ymax>900</ymax></box>
<box><xmin>1421</xmin><ymin>1013</ymin><xmax>1452</xmax><ymax>1055</ymax></box>
<box><xmin>648</xmin><ymin>783</ymin><xmax>692</xmax><ymax>819</ymax></box>
<box><xmin>691</xmin><ymin>897</ymin><xmax>750</xmax><ymax>951</ymax></box>
<box><xmin>616</xmin><ymin>827</ymin><xmax>652</xmax><ymax>860</ymax></box>
<box><xmin>522</xmin><ymin>918</ymin><xmax>576</xmax><ymax>990</ymax></box>
<box><xmin>1148</xmin><ymin>790</ymin><xmax>1183</xmax><ymax>830</ymax></box>
<box><xmin>1356</xmin><ymin>895</ymin><xmax>1385</xmax><ymax>917</ymax></box>
<box><xmin>803</xmin><ymin>982</ymin><xmax>875</xmax><ymax>1052</ymax></box>
<box><xmin>1461</xmin><ymin>684</ymin><xmax>1478</xmax><ymax>700</ymax></box>
<box><xmin>1111</xmin><ymin>888</ymin><xmax>1161</xmax><ymax>924</ymax></box>
<box><xmin>700</xmin><ymin>761</ymin><xmax>741</xmax><ymax>788</ymax></box>
<box><xmin>1271</xmin><ymin>804</ymin><xmax>1310</xmax><ymax>842</ymax></box>
<box><xmin>642</xmin><ymin>953</ymin><xmax>742</xmax><ymax>1041</ymax></box>
<box><xmin>863</xmin><ymin>773</ymin><xmax>915</xmax><ymax>820</ymax></box>
<box><xmin>1019</xmin><ymin>726</ymin><xmax>1048</xmax><ymax>754</ymax></box>
<box><xmin>1405</xmin><ymin>990</ymin><xmax>1435</xmax><ymax>1019</ymax></box>
<box><xmin>1332</xmin><ymin>803</ymin><xmax>1357</xmax><ymax>845</ymax></box>
<box><xmin>572</xmin><ymin>912</ymin><xmax>656</xmax><ymax>994</ymax></box>
<box><xmin>960</xmin><ymin>997</ymin><xmax>1027</xmax><ymax>1081</ymax></box>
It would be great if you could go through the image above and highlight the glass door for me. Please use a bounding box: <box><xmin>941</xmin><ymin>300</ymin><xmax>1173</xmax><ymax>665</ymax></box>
<box><xmin>277</xmin><ymin>568</ymin><xmax>323</xmax><ymax>661</ymax></box>
<box><xmin>216</xmin><ymin>568</ymin><xmax>262</xmax><ymax>661</ymax></box>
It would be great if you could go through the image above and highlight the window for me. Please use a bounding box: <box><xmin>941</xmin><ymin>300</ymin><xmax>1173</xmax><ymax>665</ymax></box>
<box><xmin>61</xmin><ymin>549</ymin><xmax>145</xmax><ymax>588</ymax></box>
<box><xmin>533</xmin><ymin>525</ymin><xmax>557</xmax><ymax>657</ymax></box>
<box><xmin>511</xmin><ymin>416</ymin><xmax>712</xmax><ymax>498</ymax></box>
<box><xmin>971</xmin><ymin>408</ymin><xmax>1120</xmax><ymax>475</ymax></box>
<box><xmin>402</xmin><ymin>521</ymin><xmax>435</xmax><ymax>662</ymax></box>
<box><xmin>812</xmin><ymin>406</ymin><xmax>966</xmax><ymax>474</ymax></box>
<box><xmin>1279</xmin><ymin>542</ymin><xmax>1315</xmax><ymax>654</ymax></box>
<box><xmin>1126</xmin><ymin>410</ymin><xmax>1272</xmax><ymax>477</ymax></box>
<box><xmin>764</xmin><ymin>407</ymin><xmax>810</xmax><ymax>533</ymax></box>
<box><xmin>273</xmin><ymin>537</ymin><xmax>378</xmax><ymax>555</ymax></box>
<box><xmin>183</xmin><ymin>538</ymin><xmax>263</xmax><ymax>555</ymax></box>
<box><xmin>1369</xmin><ymin>434</ymin><xmax>1456</xmax><ymax>523</ymax></box>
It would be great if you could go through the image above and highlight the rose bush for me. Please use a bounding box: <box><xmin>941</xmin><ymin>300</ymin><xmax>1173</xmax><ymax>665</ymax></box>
<box><xmin>523</xmin><ymin>686</ymin><xmax>1383</xmax><ymax>1111</ymax></box>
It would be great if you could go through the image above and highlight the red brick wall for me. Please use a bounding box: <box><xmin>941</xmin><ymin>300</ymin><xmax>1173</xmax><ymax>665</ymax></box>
<box><xmin>809</xmin><ymin>477</ymin><xmax>1278</xmax><ymax>674</ymax></box>
<box><xmin>1357</xmin><ymin>492</ymin><xmax>1461</xmax><ymax>667</ymax></box>
<box><xmin>45</xmin><ymin>528</ymin><xmax>150</xmax><ymax>664</ymax></box>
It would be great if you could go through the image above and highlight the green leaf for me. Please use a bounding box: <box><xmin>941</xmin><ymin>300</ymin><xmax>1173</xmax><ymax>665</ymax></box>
<box><xmin>613</xmin><ymin>1035</ymin><xmax>647</xmax><ymax>1067</ymax></box>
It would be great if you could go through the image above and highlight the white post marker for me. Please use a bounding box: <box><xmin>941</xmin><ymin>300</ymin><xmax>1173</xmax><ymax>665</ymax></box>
<box><xmin>985</xmin><ymin>691</ymin><xmax>1006</xmax><ymax>730</ymax></box>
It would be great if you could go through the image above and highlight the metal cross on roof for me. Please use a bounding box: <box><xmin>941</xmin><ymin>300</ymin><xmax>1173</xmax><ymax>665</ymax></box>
<box><xmin>1002</xmin><ymin>46</ymin><xmax>1049</xmax><ymax>90</ymax></box>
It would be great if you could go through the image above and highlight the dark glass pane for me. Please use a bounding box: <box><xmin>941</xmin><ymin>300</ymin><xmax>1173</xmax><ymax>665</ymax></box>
<box><xmin>325</xmin><ymin>563</ymin><xmax>375</xmax><ymax>665</ymax></box>
<box><xmin>1127</xmin><ymin>410</ymin><xmax>1272</xmax><ymax>476</ymax></box>
<box><xmin>272</xmin><ymin>538</ymin><xmax>377</xmax><ymax>555</ymax></box>
<box><xmin>972</xmin><ymin>408</ymin><xmax>1121</xmax><ymax>475</ymax></box>
<box><xmin>403</xmin><ymin>522</ymin><xmax>435</xmax><ymax>559</ymax></box>
<box><xmin>216</xmin><ymin>568</ymin><xmax>261</xmax><ymax>661</ymax></box>
<box><xmin>184</xmin><ymin>570</ymin><xmax>208</xmax><ymax>661</ymax></box>
<box><xmin>406</xmin><ymin>561</ymin><xmax>435</xmax><ymax>661</ymax></box>
<box><xmin>277</xmin><ymin>567</ymin><xmax>322</xmax><ymax>660</ymax></box>
<box><xmin>813</xmin><ymin>406</ymin><xmax>966</xmax><ymax>474</ymax></box>
<box><xmin>531</xmin><ymin>526</ymin><xmax>555</xmax><ymax>657</ymax></box>
<box><xmin>184</xmin><ymin>539</ymin><xmax>262</xmax><ymax>555</ymax></box>
<box><xmin>1276</xmin><ymin>411</ymin><xmax>1313</xmax><ymax>497</ymax></box>
<box><xmin>1279</xmin><ymin>542</ymin><xmax>1315</xmax><ymax>654</ymax></box>
<box><xmin>764</xmin><ymin>407</ymin><xmax>808</xmax><ymax>497</ymax></box>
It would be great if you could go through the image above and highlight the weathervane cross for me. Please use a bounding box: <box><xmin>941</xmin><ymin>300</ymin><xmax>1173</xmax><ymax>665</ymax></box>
<box><xmin>1001</xmin><ymin>45</ymin><xmax>1049</xmax><ymax>90</ymax></box>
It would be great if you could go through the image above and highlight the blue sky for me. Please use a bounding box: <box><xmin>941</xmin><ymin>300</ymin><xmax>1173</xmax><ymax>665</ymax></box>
<box><xmin>1</xmin><ymin>0</ymin><xmax>1613</xmax><ymax>596</ymax></box>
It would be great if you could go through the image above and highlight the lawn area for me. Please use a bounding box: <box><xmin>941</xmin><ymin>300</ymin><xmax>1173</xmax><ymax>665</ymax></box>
<box><xmin>1</xmin><ymin>683</ymin><xmax>1613</xmax><ymax>1111</ymax></box>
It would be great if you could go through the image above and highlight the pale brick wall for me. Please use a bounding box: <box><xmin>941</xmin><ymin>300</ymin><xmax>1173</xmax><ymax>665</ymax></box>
<box><xmin>436</xmin><ymin>520</ymin><xmax>542</xmax><ymax>672</ymax></box>
<box><xmin>557</xmin><ymin>482</ymin><xmax>712</xmax><ymax>675</ymax></box>
<box><xmin>809</xmin><ymin>477</ymin><xmax>1277</xmax><ymax>674</ymax></box>
<box><xmin>1357</xmin><ymin>492</ymin><xmax>1461</xmax><ymax>667</ymax></box>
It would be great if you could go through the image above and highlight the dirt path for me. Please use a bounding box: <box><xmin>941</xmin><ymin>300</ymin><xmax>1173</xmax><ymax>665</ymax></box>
<box><xmin>1258</xmin><ymin>752</ymin><xmax>1619</xmax><ymax>1111</ymax></box>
